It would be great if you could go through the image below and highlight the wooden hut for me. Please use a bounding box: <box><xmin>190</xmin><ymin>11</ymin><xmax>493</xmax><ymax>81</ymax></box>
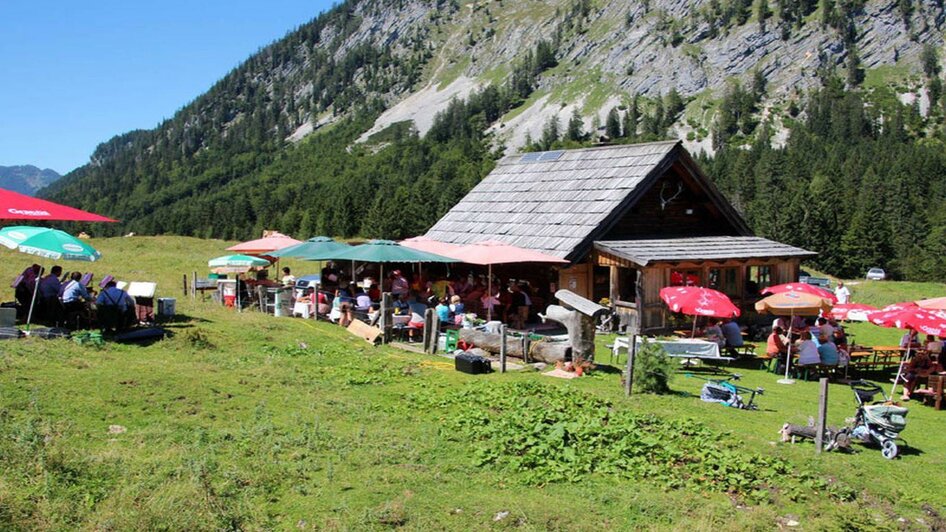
<box><xmin>425</xmin><ymin>140</ymin><xmax>815</xmax><ymax>331</ymax></box>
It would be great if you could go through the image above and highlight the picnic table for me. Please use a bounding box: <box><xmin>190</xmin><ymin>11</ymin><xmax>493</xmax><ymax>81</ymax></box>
<box><xmin>611</xmin><ymin>337</ymin><xmax>733</xmax><ymax>370</ymax></box>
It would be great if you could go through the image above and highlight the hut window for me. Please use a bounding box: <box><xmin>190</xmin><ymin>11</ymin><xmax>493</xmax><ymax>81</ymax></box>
<box><xmin>747</xmin><ymin>266</ymin><xmax>772</xmax><ymax>293</ymax></box>
<box><xmin>618</xmin><ymin>267</ymin><xmax>637</xmax><ymax>302</ymax></box>
<box><xmin>708</xmin><ymin>267</ymin><xmax>739</xmax><ymax>296</ymax></box>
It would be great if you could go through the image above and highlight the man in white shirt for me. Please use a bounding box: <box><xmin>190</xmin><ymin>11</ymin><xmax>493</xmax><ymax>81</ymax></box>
<box><xmin>834</xmin><ymin>281</ymin><xmax>851</xmax><ymax>304</ymax></box>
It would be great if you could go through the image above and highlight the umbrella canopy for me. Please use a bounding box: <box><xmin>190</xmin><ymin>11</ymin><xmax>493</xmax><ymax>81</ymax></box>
<box><xmin>0</xmin><ymin>226</ymin><xmax>101</xmax><ymax>261</ymax></box>
<box><xmin>327</xmin><ymin>239</ymin><xmax>457</xmax><ymax>263</ymax></box>
<box><xmin>761</xmin><ymin>282</ymin><xmax>838</xmax><ymax>304</ymax></box>
<box><xmin>0</xmin><ymin>187</ymin><xmax>117</xmax><ymax>222</ymax></box>
<box><xmin>754</xmin><ymin>291</ymin><xmax>833</xmax><ymax>316</ymax></box>
<box><xmin>916</xmin><ymin>296</ymin><xmax>946</xmax><ymax>311</ymax></box>
<box><xmin>868</xmin><ymin>306</ymin><xmax>946</xmax><ymax>336</ymax></box>
<box><xmin>659</xmin><ymin>286</ymin><xmax>741</xmax><ymax>318</ymax></box>
<box><xmin>448</xmin><ymin>240</ymin><xmax>569</xmax><ymax>265</ymax></box>
<box><xmin>208</xmin><ymin>254</ymin><xmax>271</xmax><ymax>273</ymax></box>
<box><xmin>269</xmin><ymin>236</ymin><xmax>350</xmax><ymax>260</ymax></box>
<box><xmin>227</xmin><ymin>232</ymin><xmax>302</xmax><ymax>255</ymax></box>
<box><xmin>400</xmin><ymin>236</ymin><xmax>463</xmax><ymax>256</ymax></box>
<box><xmin>830</xmin><ymin>303</ymin><xmax>878</xmax><ymax>321</ymax></box>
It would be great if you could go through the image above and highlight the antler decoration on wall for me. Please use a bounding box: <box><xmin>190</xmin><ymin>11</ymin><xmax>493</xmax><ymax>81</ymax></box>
<box><xmin>659</xmin><ymin>181</ymin><xmax>683</xmax><ymax>211</ymax></box>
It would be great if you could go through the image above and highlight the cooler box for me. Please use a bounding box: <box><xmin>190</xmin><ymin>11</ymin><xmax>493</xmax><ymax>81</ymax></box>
<box><xmin>455</xmin><ymin>353</ymin><xmax>491</xmax><ymax>375</ymax></box>
<box><xmin>157</xmin><ymin>297</ymin><xmax>176</xmax><ymax>317</ymax></box>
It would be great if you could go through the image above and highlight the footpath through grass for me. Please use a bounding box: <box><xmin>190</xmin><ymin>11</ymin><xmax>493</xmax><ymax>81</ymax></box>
<box><xmin>0</xmin><ymin>238</ymin><xmax>945</xmax><ymax>529</ymax></box>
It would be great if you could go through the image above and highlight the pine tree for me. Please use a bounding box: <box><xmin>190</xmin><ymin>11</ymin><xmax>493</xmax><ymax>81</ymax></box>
<box><xmin>625</xmin><ymin>95</ymin><xmax>640</xmax><ymax>140</ymax></box>
<box><xmin>566</xmin><ymin>109</ymin><xmax>585</xmax><ymax>142</ymax></box>
<box><xmin>606</xmin><ymin>107</ymin><xmax>622</xmax><ymax>139</ymax></box>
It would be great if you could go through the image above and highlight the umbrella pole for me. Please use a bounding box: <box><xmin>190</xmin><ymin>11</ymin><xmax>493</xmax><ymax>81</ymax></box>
<box><xmin>25</xmin><ymin>266</ymin><xmax>43</xmax><ymax>333</ymax></box>
<box><xmin>890</xmin><ymin>335</ymin><xmax>913</xmax><ymax>399</ymax></box>
<box><xmin>778</xmin><ymin>308</ymin><xmax>796</xmax><ymax>384</ymax></box>
<box><xmin>691</xmin><ymin>316</ymin><xmax>698</xmax><ymax>339</ymax></box>
<box><xmin>487</xmin><ymin>263</ymin><xmax>492</xmax><ymax>322</ymax></box>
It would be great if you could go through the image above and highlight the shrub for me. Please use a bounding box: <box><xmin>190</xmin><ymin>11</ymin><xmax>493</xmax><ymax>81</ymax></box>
<box><xmin>633</xmin><ymin>338</ymin><xmax>673</xmax><ymax>394</ymax></box>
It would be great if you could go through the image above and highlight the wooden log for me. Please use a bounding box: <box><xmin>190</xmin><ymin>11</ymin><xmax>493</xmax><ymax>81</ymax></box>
<box><xmin>458</xmin><ymin>329</ymin><xmax>570</xmax><ymax>363</ymax></box>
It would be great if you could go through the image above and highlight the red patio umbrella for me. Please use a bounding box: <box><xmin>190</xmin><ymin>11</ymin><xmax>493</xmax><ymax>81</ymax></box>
<box><xmin>227</xmin><ymin>232</ymin><xmax>302</xmax><ymax>255</ymax></box>
<box><xmin>868</xmin><ymin>305</ymin><xmax>946</xmax><ymax>397</ymax></box>
<box><xmin>0</xmin><ymin>187</ymin><xmax>117</xmax><ymax>222</ymax></box>
<box><xmin>449</xmin><ymin>240</ymin><xmax>568</xmax><ymax>321</ymax></box>
<box><xmin>916</xmin><ymin>297</ymin><xmax>946</xmax><ymax>311</ymax></box>
<box><xmin>399</xmin><ymin>236</ymin><xmax>462</xmax><ymax>256</ymax></box>
<box><xmin>829</xmin><ymin>303</ymin><xmax>878</xmax><ymax>321</ymax></box>
<box><xmin>761</xmin><ymin>282</ymin><xmax>838</xmax><ymax>304</ymax></box>
<box><xmin>659</xmin><ymin>286</ymin><xmax>740</xmax><ymax>337</ymax></box>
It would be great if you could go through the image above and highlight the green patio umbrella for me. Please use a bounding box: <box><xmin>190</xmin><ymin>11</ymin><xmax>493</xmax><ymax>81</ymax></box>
<box><xmin>327</xmin><ymin>239</ymin><xmax>456</xmax><ymax>290</ymax></box>
<box><xmin>0</xmin><ymin>226</ymin><xmax>102</xmax><ymax>331</ymax></box>
<box><xmin>208</xmin><ymin>254</ymin><xmax>272</xmax><ymax>311</ymax></box>
<box><xmin>269</xmin><ymin>236</ymin><xmax>350</xmax><ymax>260</ymax></box>
<box><xmin>0</xmin><ymin>226</ymin><xmax>102</xmax><ymax>261</ymax></box>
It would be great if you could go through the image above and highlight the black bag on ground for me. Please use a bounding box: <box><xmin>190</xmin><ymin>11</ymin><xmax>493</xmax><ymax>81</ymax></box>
<box><xmin>30</xmin><ymin>327</ymin><xmax>72</xmax><ymax>339</ymax></box>
<box><xmin>113</xmin><ymin>327</ymin><xmax>170</xmax><ymax>344</ymax></box>
<box><xmin>455</xmin><ymin>352</ymin><xmax>491</xmax><ymax>374</ymax></box>
<box><xmin>0</xmin><ymin>327</ymin><xmax>23</xmax><ymax>340</ymax></box>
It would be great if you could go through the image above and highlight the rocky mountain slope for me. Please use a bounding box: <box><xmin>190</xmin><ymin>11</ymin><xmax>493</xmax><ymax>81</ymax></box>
<box><xmin>0</xmin><ymin>165</ymin><xmax>60</xmax><ymax>196</ymax></box>
<box><xmin>42</xmin><ymin>0</ymin><xmax>945</xmax><ymax>234</ymax></box>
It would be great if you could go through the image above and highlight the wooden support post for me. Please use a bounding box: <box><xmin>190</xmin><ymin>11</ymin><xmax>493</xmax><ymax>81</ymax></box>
<box><xmin>430</xmin><ymin>312</ymin><xmax>441</xmax><ymax>354</ymax></box>
<box><xmin>522</xmin><ymin>336</ymin><xmax>531</xmax><ymax>364</ymax></box>
<box><xmin>500</xmin><ymin>324</ymin><xmax>507</xmax><ymax>373</ymax></box>
<box><xmin>609</xmin><ymin>265</ymin><xmax>620</xmax><ymax>306</ymax></box>
<box><xmin>625</xmin><ymin>334</ymin><xmax>637</xmax><ymax>396</ymax></box>
<box><xmin>183</xmin><ymin>274</ymin><xmax>188</xmax><ymax>297</ymax></box>
<box><xmin>380</xmin><ymin>293</ymin><xmax>393</xmax><ymax>345</ymax></box>
<box><xmin>257</xmin><ymin>286</ymin><xmax>267</xmax><ymax>313</ymax></box>
<box><xmin>816</xmin><ymin>377</ymin><xmax>829</xmax><ymax>454</ymax></box>
<box><xmin>192</xmin><ymin>271</ymin><xmax>197</xmax><ymax>298</ymax></box>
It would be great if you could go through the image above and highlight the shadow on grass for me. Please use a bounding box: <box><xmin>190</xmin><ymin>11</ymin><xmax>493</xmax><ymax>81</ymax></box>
<box><xmin>157</xmin><ymin>313</ymin><xmax>212</xmax><ymax>325</ymax></box>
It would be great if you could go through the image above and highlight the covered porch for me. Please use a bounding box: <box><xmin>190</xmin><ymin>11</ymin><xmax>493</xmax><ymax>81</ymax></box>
<box><xmin>579</xmin><ymin>237</ymin><xmax>817</xmax><ymax>331</ymax></box>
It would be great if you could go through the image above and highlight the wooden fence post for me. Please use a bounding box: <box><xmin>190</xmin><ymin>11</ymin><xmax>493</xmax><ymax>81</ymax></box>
<box><xmin>816</xmin><ymin>377</ymin><xmax>829</xmax><ymax>454</ymax></box>
<box><xmin>423</xmin><ymin>308</ymin><xmax>436</xmax><ymax>354</ymax></box>
<box><xmin>500</xmin><ymin>324</ymin><xmax>507</xmax><ymax>373</ymax></box>
<box><xmin>182</xmin><ymin>274</ymin><xmax>188</xmax><ymax>297</ymax></box>
<box><xmin>192</xmin><ymin>271</ymin><xmax>197</xmax><ymax>298</ymax></box>
<box><xmin>522</xmin><ymin>336</ymin><xmax>531</xmax><ymax>364</ymax></box>
<box><xmin>380</xmin><ymin>293</ymin><xmax>393</xmax><ymax>345</ymax></box>
<box><xmin>625</xmin><ymin>335</ymin><xmax>637</xmax><ymax>397</ymax></box>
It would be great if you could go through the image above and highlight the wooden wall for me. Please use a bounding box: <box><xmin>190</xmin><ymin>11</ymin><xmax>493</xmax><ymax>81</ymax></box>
<box><xmin>601</xmin><ymin>163</ymin><xmax>742</xmax><ymax>240</ymax></box>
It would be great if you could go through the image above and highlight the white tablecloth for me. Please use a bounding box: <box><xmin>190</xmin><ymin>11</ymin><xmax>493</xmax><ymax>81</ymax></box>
<box><xmin>613</xmin><ymin>337</ymin><xmax>723</xmax><ymax>359</ymax></box>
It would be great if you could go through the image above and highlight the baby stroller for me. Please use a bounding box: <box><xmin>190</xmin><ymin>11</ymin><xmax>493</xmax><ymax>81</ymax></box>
<box><xmin>848</xmin><ymin>380</ymin><xmax>908</xmax><ymax>459</ymax></box>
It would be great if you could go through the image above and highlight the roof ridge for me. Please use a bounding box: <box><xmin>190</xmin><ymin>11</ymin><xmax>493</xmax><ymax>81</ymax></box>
<box><xmin>501</xmin><ymin>140</ymin><xmax>680</xmax><ymax>162</ymax></box>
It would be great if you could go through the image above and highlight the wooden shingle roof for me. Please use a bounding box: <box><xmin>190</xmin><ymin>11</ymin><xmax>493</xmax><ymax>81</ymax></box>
<box><xmin>426</xmin><ymin>141</ymin><xmax>690</xmax><ymax>260</ymax></box>
<box><xmin>594</xmin><ymin>237</ymin><xmax>817</xmax><ymax>267</ymax></box>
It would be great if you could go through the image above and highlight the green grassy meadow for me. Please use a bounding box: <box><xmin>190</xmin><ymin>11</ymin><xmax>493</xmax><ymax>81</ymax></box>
<box><xmin>1</xmin><ymin>237</ymin><xmax>945</xmax><ymax>530</ymax></box>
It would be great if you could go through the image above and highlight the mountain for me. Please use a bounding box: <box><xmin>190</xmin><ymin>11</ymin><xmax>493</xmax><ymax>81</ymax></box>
<box><xmin>42</xmin><ymin>0</ymin><xmax>946</xmax><ymax>278</ymax></box>
<box><xmin>0</xmin><ymin>165</ymin><xmax>60</xmax><ymax>196</ymax></box>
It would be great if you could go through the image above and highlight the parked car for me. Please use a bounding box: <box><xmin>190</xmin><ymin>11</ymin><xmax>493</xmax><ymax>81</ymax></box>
<box><xmin>804</xmin><ymin>277</ymin><xmax>831</xmax><ymax>289</ymax></box>
<box><xmin>866</xmin><ymin>268</ymin><xmax>886</xmax><ymax>281</ymax></box>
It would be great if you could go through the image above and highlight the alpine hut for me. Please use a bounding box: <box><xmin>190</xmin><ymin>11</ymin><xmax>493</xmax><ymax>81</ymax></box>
<box><xmin>424</xmin><ymin>140</ymin><xmax>815</xmax><ymax>331</ymax></box>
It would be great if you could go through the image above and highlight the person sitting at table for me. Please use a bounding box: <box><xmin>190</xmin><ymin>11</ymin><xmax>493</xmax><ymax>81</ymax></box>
<box><xmin>900</xmin><ymin>329</ymin><xmax>920</xmax><ymax>349</ymax></box>
<box><xmin>61</xmin><ymin>271</ymin><xmax>94</xmax><ymax>324</ymax></box>
<box><xmin>901</xmin><ymin>350</ymin><xmax>943</xmax><ymax>400</ymax></box>
<box><xmin>393</xmin><ymin>292</ymin><xmax>411</xmax><ymax>315</ymax></box>
<box><xmin>797</xmin><ymin>331</ymin><xmax>820</xmax><ymax>366</ymax></box>
<box><xmin>832</xmin><ymin>327</ymin><xmax>848</xmax><ymax>352</ymax></box>
<box><xmin>435</xmin><ymin>297</ymin><xmax>451</xmax><ymax>324</ymax></box>
<box><xmin>720</xmin><ymin>317</ymin><xmax>744</xmax><ymax>356</ymax></box>
<box><xmin>924</xmin><ymin>334</ymin><xmax>942</xmax><ymax>355</ymax></box>
<box><xmin>767</xmin><ymin>326</ymin><xmax>788</xmax><ymax>367</ymax></box>
<box><xmin>817</xmin><ymin>333</ymin><xmax>839</xmax><ymax>366</ymax></box>
<box><xmin>703</xmin><ymin>319</ymin><xmax>725</xmax><ymax>348</ymax></box>
<box><xmin>96</xmin><ymin>280</ymin><xmax>136</xmax><ymax>330</ymax></box>
<box><xmin>449</xmin><ymin>295</ymin><xmax>465</xmax><ymax>326</ymax></box>
<box><xmin>37</xmin><ymin>265</ymin><xmax>64</xmax><ymax>323</ymax></box>
<box><xmin>354</xmin><ymin>288</ymin><xmax>372</xmax><ymax>313</ymax></box>
<box><xmin>808</xmin><ymin>317</ymin><xmax>821</xmax><ymax>340</ymax></box>
<box><xmin>817</xmin><ymin>317</ymin><xmax>835</xmax><ymax>342</ymax></box>
<box><xmin>294</xmin><ymin>287</ymin><xmax>315</xmax><ymax>319</ymax></box>
<box><xmin>14</xmin><ymin>263</ymin><xmax>41</xmax><ymax>318</ymax></box>
<box><xmin>281</xmin><ymin>267</ymin><xmax>296</xmax><ymax>287</ymax></box>
<box><xmin>367</xmin><ymin>283</ymin><xmax>381</xmax><ymax>302</ymax></box>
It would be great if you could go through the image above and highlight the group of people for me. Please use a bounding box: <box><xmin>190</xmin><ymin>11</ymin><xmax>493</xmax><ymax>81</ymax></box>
<box><xmin>765</xmin><ymin>316</ymin><xmax>850</xmax><ymax>370</ymax></box>
<box><xmin>898</xmin><ymin>331</ymin><xmax>945</xmax><ymax>401</ymax></box>
<box><xmin>11</xmin><ymin>263</ymin><xmax>138</xmax><ymax>330</ymax></box>
<box><xmin>290</xmin><ymin>262</ymin><xmax>545</xmax><ymax>332</ymax></box>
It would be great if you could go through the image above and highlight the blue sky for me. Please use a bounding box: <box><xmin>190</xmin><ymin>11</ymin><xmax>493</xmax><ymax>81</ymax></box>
<box><xmin>0</xmin><ymin>1</ymin><xmax>335</xmax><ymax>175</ymax></box>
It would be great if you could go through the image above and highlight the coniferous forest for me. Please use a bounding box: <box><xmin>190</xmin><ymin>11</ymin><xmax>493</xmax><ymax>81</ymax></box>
<box><xmin>42</xmin><ymin>0</ymin><xmax>946</xmax><ymax>282</ymax></box>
